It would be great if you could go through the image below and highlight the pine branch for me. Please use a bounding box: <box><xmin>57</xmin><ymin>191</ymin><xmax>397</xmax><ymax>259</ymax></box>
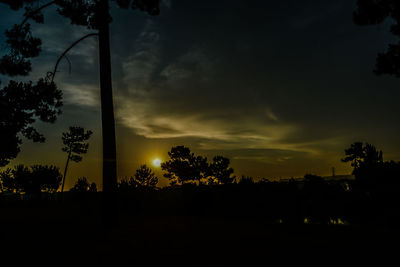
<box><xmin>20</xmin><ymin>1</ymin><xmax>57</xmax><ymax>26</ymax></box>
<box><xmin>50</xmin><ymin>33</ymin><xmax>98</xmax><ymax>82</ymax></box>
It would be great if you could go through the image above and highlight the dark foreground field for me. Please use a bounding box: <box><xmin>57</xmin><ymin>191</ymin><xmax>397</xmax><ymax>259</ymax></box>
<box><xmin>1</xmin><ymin>201</ymin><xmax>399</xmax><ymax>267</ymax></box>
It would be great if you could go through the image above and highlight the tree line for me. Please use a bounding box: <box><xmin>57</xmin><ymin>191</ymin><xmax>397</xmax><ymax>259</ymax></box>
<box><xmin>2</xmin><ymin>142</ymin><xmax>400</xmax><ymax>226</ymax></box>
<box><xmin>114</xmin><ymin>142</ymin><xmax>400</xmax><ymax>226</ymax></box>
<box><xmin>117</xmin><ymin>145</ymin><xmax>236</xmax><ymax>190</ymax></box>
<box><xmin>2</xmin><ymin>142</ymin><xmax>400</xmax><ymax>194</ymax></box>
<box><xmin>0</xmin><ymin>126</ymin><xmax>95</xmax><ymax>198</ymax></box>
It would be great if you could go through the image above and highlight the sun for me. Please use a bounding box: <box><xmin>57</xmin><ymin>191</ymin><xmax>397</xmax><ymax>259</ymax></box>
<box><xmin>153</xmin><ymin>158</ymin><xmax>161</xmax><ymax>167</ymax></box>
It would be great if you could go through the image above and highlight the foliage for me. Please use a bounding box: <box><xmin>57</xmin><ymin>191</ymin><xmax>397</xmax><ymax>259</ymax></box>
<box><xmin>0</xmin><ymin>168</ymin><xmax>14</xmax><ymax>193</ymax></box>
<box><xmin>342</xmin><ymin>142</ymin><xmax>383</xmax><ymax>174</ymax></box>
<box><xmin>133</xmin><ymin>164</ymin><xmax>158</xmax><ymax>188</ymax></box>
<box><xmin>31</xmin><ymin>165</ymin><xmax>63</xmax><ymax>193</ymax></box>
<box><xmin>60</xmin><ymin>126</ymin><xmax>92</xmax><ymax>193</ymax></box>
<box><xmin>161</xmin><ymin>146</ymin><xmax>236</xmax><ymax>186</ymax></box>
<box><xmin>341</xmin><ymin>142</ymin><xmax>365</xmax><ymax>170</ymax></box>
<box><xmin>238</xmin><ymin>175</ymin><xmax>254</xmax><ymax>185</ymax></box>
<box><xmin>0</xmin><ymin>1</ymin><xmax>160</xmax><ymax>39</ymax></box>
<box><xmin>118</xmin><ymin>165</ymin><xmax>158</xmax><ymax>190</ymax></box>
<box><xmin>0</xmin><ymin>80</ymin><xmax>62</xmax><ymax>166</ymax></box>
<box><xmin>342</xmin><ymin>142</ymin><xmax>400</xmax><ymax>187</ymax></box>
<box><xmin>161</xmin><ymin>146</ymin><xmax>208</xmax><ymax>185</ymax></box>
<box><xmin>0</xmin><ymin>1</ymin><xmax>72</xmax><ymax>166</ymax></box>
<box><xmin>0</xmin><ymin>164</ymin><xmax>62</xmax><ymax>194</ymax></box>
<box><xmin>70</xmin><ymin>177</ymin><xmax>97</xmax><ymax>193</ymax></box>
<box><xmin>207</xmin><ymin>156</ymin><xmax>235</xmax><ymax>184</ymax></box>
<box><xmin>62</xmin><ymin>126</ymin><xmax>93</xmax><ymax>163</ymax></box>
<box><xmin>354</xmin><ymin>0</ymin><xmax>400</xmax><ymax>77</ymax></box>
<box><xmin>117</xmin><ymin>177</ymin><xmax>137</xmax><ymax>191</ymax></box>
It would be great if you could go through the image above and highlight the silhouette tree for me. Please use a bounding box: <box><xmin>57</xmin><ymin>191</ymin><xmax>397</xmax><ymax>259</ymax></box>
<box><xmin>207</xmin><ymin>156</ymin><xmax>235</xmax><ymax>184</ymax></box>
<box><xmin>363</xmin><ymin>143</ymin><xmax>384</xmax><ymax>166</ymax></box>
<box><xmin>342</xmin><ymin>142</ymin><xmax>383</xmax><ymax>174</ymax></box>
<box><xmin>70</xmin><ymin>177</ymin><xmax>97</xmax><ymax>193</ymax></box>
<box><xmin>354</xmin><ymin>0</ymin><xmax>400</xmax><ymax>76</ymax></box>
<box><xmin>133</xmin><ymin>164</ymin><xmax>158</xmax><ymax>188</ymax></box>
<box><xmin>341</xmin><ymin>142</ymin><xmax>366</xmax><ymax>171</ymax></box>
<box><xmin>89</xmin><ymin>182</ymin><xmax>98</xmax><ymax>192</ymax></box>
<box><xmin>30</xmin><ymin>165</ymin><xmax>63</xmax><ymax>193</ymax></box>
<box><xmin>9</xmin><ymin>165</ymin><xmax>31</xmax><ymax>194</ymax></box>
<box><xmin>0</xmin><ymin>0</ymin><xmax>160</xmax><ymax>225</ymax></box>
<box><xmin>61</xmin><ymin>126</ymin><xmax>93</xmax><ymax>194</ymax></box>
<box><xmin>0</xmin><ymin>80</ymin><xmax>62</xmax><ymax>167</ymax></box>
<box><xmin>342</xmin><ymin>142</ymin><xmax>384</xmax><ymax>187</ymax></box>
<box><xmin>0</xmin><ymin>168</ymin><xmax>15</xmax><ymax>193</ymax></box>
<box><xmin>238</xmin><ymin>175</ymin><xmax>255</xmax><ymax>185</ymax></box>
<box><xmin>161</xmin><ymin>146</ymin><xmax>208</xmax><ymax>185</ymax></box>
<box><xmin>0</xmin><ymin>164</ymin><xmax>62</xmax><ymax>196</ymax></box>
<box><xmin>117</xmin><ymin>177</ymin><xmax>137</xmax><ymax>191</ymax></box>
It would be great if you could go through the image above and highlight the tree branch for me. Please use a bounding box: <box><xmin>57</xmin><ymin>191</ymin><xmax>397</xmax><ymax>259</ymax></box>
<box><xmin>20</xmin><ymin>1</ymin><xmax>57</xmax><ymax>26</ymax></box>
<box><xmin>50</xmin><ymin>33</ymin><xmax>99</xmax><ymax>82</ymax></box>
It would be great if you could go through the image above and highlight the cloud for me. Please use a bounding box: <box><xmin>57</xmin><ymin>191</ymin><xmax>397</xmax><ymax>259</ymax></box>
<box><xmin>4</xmin><ymin>0</ymin><xmax>398</xmax><ymax>172</ymax></box>
<box><xmin>227</xmin><ymin>148</ymin><xmax>307</xmax><ymax>165</ymax></box>
<box><xmin>112</xmin><ymin>0</ymin><xmax>362</xmax><ymax>156</ymax></box>
<box><xmin>60</xmin><ymin>82</ymin><xmax>100</xmax><ymax>108</ymax></box>
<box><xmin>118</xmin><ymin>101</ymin><xmax>295</xmax><ymax>141</ymax></box>
<box><xmin>116</xmin><ymin>21</ymin><xmax>299</xmax><ymax>151</ymax></box>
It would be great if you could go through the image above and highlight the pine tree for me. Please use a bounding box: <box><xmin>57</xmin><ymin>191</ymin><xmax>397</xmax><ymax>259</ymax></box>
<box><xmin>0</xmin><ymin>0</ymin><xmax>160</xmax><ymax>226</ymax></box>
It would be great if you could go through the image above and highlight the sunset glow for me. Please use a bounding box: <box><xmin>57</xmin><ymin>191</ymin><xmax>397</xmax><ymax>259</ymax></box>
<box><xmin>153</xmin><ymin>158</ymin><xmax>161</xmax><ymax>167</ymax></box>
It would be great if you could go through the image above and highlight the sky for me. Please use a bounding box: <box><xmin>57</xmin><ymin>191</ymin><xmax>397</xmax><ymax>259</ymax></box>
<box><xmin>1</xmin><ymin>0</ymin><xmax>400</xmax><ymax>189</ymax></box>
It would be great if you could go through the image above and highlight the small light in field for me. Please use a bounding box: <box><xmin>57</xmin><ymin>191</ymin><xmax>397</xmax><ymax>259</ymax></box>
<box><xmin>153</xmin><ymin>158</ymin><xmax>161</xmax><ymax>167</ymax></box>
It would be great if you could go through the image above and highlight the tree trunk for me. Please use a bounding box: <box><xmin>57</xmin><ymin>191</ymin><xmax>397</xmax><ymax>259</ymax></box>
<box><xmin>98</xmin><ymin>0</ymin><xmax>118</xmax><ymax>227</ymax></box>
<box><xmin>61</xmin><ymin>150</ymin><xmax>71</xmax><ymax>193</ymax></box>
